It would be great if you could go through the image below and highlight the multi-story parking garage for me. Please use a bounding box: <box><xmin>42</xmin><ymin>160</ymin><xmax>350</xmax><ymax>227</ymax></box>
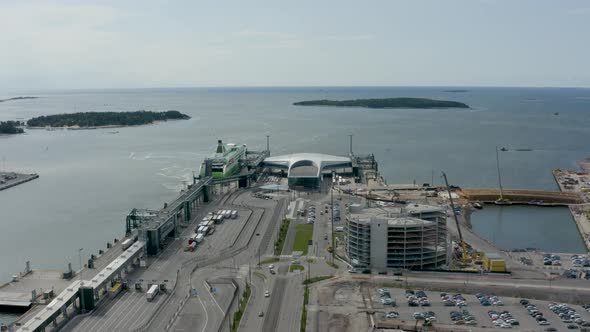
<box><xmin>346</xmin><ymin>204</ymin><xmax>448</xmax><ymax>270</ymax></box>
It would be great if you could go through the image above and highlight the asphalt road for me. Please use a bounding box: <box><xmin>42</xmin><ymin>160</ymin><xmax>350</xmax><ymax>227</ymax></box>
<box><xmin>261</xmin><ymin>276</ymin><xmax>287</xmax><ymax>332</ymax></box>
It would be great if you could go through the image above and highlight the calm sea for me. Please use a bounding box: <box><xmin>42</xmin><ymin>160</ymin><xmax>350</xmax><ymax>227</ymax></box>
<box><xmin>1</xmin><ymin>87</ymin><xmax>589</xmax><ymax>286</ymax></box>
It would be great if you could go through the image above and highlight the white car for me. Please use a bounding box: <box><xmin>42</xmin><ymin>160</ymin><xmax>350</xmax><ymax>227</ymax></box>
<box><xmin>268</xmin><ymin>264</ymin><xmax>274</xmax><ymax>269</ymax></box>
<box><xmin>386</xmin><ymin>312</ymin><xmax>399</xmax><ymax>319</ymax></box>
<box><xmin>264</xmin><ymin>291</ymin><xmax>270</xmax><ymax>297</ymax></box>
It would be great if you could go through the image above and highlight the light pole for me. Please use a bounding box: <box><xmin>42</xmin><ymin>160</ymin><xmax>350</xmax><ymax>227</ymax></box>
<box><xmin>331</xmin><ymin>171</ymin><xmax>335</xmax><ymax>264</ymax></box>
<box><xmin>78</xmin><ymin>248</ymin><xmax>84</xmax><ymax>278</ymax></box>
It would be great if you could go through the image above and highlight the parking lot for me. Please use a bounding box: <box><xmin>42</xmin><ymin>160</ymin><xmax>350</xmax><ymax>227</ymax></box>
<box><xmin>371</xmin><ymin>286</ymin><xmax>590</xmax><ymax>331</ymax></box>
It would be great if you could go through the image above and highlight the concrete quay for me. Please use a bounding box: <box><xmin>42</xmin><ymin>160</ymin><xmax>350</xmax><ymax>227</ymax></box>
<box><xmin>0</xmin><ymin>173</ymin><xmax>38</xmax><ymax>191</ymax></box>
<box><xmin>553</xmin><ymin>168</ymin><xmax>590</xmax><ymax>251</ymax></box>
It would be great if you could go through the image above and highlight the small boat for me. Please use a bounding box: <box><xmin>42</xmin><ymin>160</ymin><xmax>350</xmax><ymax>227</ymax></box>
<box><xmin>495</xmin><ymin>199</ymin><xmax>512</xmax><ymax>205</ymax></box>
<box><xmin>554</xmin><ymin>112</ymin><xmax>559</xmax><ymax>116</ymax></box>
<box><xmin>473</xmin><ymin>202</ymin><xmax>483</xmax><ymax>209</ymax></box>
<box><xmin>109</xmin><ymin>131</ymin><xmax>119</xmax><ymax>134</ymax></box>
<box><xmin>500</xmin><ymin>147</ymin><xmax>508</xmax><ymax>152</ymax></box>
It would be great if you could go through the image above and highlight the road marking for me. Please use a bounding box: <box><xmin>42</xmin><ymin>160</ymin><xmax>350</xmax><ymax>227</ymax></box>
<box><xmin>197</xmin><ymin>293</ymin><xmax>209</xmax><ymax>332</ymax></box>
<box><xmin>203</xmin><ymin>280</ymin><xmax>225</xmax><ymax>315</ymax></box>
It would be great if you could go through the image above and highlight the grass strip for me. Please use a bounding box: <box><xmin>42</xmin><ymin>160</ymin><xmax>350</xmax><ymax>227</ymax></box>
<box><xmin>303</xmin><ymin>275</ymin><xmax>333</xmax><ymax>285</ymax></box>
<box><xmin>259</xmin><ymin>257</ymin><xmax>279</xmax><ymax>265</ymax></box>
<box><xmin>274</xmin><ymin>218</ymin><xmax>291</xmax><ymax>255</ymax></box>
<box><xmin>290</xmin><ymin>264</ymin><xmax>305</xmax><ymax>272</ymax></box>
<box><xmin>300</xmin><ymin>286</ymin><xmax>309</xmax><ymax>332</ymax></box>
<box><xmin>231</xmin><ymin>283</ymin><xmax>251</xmax><ymax>332</ymax></box>
<box><xmin>293</xmin><ymin>223</ymin><xmax>314</xmax><ymax>255</ymax></box>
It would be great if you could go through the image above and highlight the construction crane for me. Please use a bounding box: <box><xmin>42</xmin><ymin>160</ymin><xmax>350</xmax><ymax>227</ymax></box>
<box><xmin>441</xmin><ymin>171</ymin><xmax>470</xmax><ymax>263</ymax></box>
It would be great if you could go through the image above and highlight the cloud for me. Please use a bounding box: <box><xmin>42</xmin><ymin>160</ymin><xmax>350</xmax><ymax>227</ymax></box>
<box><xmin>325</xmin><ymin>34</ymin><xmax>376</xmax><ymax>41</ymax></box>
<box><xmin>236</xmin><ymin>29</ymin><xmax>303</xmax><ymax>49</ymax></box>
<box><xmin>566</xmin><ymin>7</ymin><xmax>590</xmax><ymax>15</ymax></box>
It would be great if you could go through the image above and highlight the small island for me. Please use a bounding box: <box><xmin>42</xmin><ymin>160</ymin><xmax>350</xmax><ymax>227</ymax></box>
<box><xmin>293</xmin><ymin>97</ymin><xmax>469</xmax><ymax>109</ymax></box>
<box><xmin>0</xmin><ymin>96</ymin><xmax>39</xmax><ymax>103</ymax></box>
<box><xmin>27</xmin><ymin>110</ymin><xmax>190</xmax><ymax>128</ymax></box>
<box><xmin>443</xmin><ymin>89</ymin><xmax>468</xmax><ymax>93</ymax></box>
<box><xmin>0</xmin><ymin>121</ymin><xmax>25</xmax><ymax>135</ymax></box>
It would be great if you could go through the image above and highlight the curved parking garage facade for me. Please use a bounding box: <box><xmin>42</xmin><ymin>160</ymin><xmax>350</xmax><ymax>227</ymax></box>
<box><xmin>346</xmin><ymin>204</ymin><xmax>448</xmax><ymax>270</ymax></box>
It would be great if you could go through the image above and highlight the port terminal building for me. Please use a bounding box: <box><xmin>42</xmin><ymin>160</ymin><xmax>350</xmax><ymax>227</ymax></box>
<box><xmin>346</xmin><ymin>203</ymin><xmax>448</xmax><ymax>270</ymax></box>
<box><xmin>263</xmin><ymin>153</ymin><xmax>353</xmax><ymax>190</ymax></box>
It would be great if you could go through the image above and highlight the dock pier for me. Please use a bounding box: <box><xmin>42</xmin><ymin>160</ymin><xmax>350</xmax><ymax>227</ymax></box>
<box><xmin>552</xmin><ymin>169</ymin><xmax>590</xmax><ymax>251</ymax></box>
<box><xmin>0</xmin><ymin>173</ymin><xmax>39</xmax><ymax>191</ymax></box>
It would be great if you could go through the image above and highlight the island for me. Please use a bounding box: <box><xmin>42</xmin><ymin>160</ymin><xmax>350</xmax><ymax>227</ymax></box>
<box><xmin>0</xmin><ymin>96</ymin><xmax>39</xmax><ymax>103</ymax></box>
<box><xmin>443</xmin><ymin>89</ymin><xmax>468</xmax><ymax>93</ymax></box>
<box><xmin>293</xmin><ymin>97</ymin><xmax>469</xmax><ymax>109</ymax></box>
<box><xmin>26</xmin><ymin>110</ymin><xmax>190</xmax><ymax>128</ymax></box>
<box><xmin>0</xmin><ymin>121</ymin><xmax>25</xmax><ymax>134</ymax></box>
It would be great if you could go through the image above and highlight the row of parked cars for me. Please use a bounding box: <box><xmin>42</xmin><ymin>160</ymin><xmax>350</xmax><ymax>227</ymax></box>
<box><xmin>571</xmin><ymin>254</ymin><xmax>590</xmax><ymax>268</ymax></box>
<box><xmin>520</xmin><ymin>299</ymin><xmax>549</xmax><ymax>326</ymax></box>
<box><xmin>441</xmin><ymin>293</ymin><xmax>467</xmax><ymax>307</ymax></box>
<box><xmin>377</xmin><ymin>288</ymin><xmax>396</xmax><ymax>306</ymax></box>
<box><xmin>307</xmin><ymin>205</ymin><xmax>316</xmax><ymax>224</ymax></box>
<box><xmin>543</xmin><ymin>254</ymin><xmax>562</xmax><ymax>266</ymax></box>
<box><xmin>406</xmin><ymin>290</ymin><xmax>430</xmax><ymax>307</ymax></box>
<box><xmin>413</xmin><ymin>311</ymin><xmax>436</xmax><ymax>322</ymax></box>
<box><xmin>476</xmin><ymin>293</ymin><xmax>504</xmax><ymax>306</ymax></box>
<box><xmin>488</xmin><ymin>309</ymin><xmax>520</xmax><ymax>328</ymax></box>
<box><xmin>450</xmin><ymin>309</ymin><xmax>477</xmax><ymax>326</ymax></box>
<box><xmin>548</xmin><ymin>302</ymin><xmax>590</xmax><ymax>328</ymax></box>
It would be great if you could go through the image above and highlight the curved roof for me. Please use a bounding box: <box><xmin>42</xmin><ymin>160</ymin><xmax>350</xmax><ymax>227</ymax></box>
<box><xmin>263</xmin><ymin>153</ymin><xmax>351</xmax><ymax>178</ymax></box>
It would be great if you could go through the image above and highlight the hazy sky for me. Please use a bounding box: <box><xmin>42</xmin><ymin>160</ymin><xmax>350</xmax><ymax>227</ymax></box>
<box><xmin>1</xmin><ymin>0</ymin><xmax>589</xmax><ymax>89</ymax></box>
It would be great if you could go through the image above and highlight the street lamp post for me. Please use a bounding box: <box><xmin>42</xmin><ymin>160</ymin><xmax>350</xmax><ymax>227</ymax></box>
<box><xmin>331</xmin><ymin>171</ymin><xmax>335</xmax><ymax>264</ymax></box>
<box><xmin>78</xmin><ymin>248</ymin><xmax>84</xmax><ymax>279</ymax></box>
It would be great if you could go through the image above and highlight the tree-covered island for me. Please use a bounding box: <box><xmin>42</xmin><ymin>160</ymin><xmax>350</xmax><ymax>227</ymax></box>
<box><xmin>27</xmin><ymin>110</ymin><xmax>190</xmax><ymax>128</ymax></box>
<box><xmin>0</xmin><ymin>121</ymin><xmax>25</xmax><ymax>134</ymax></box>
<box><xmin>293</xmin><ymin>97</ymin><xmax>469</xmax><ymax>109</ymax></box>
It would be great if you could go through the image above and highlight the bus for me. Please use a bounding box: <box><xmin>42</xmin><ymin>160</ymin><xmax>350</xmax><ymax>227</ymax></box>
<box><xmin>121</xmin><ymin>238</ymin><xmax>134</xmax><ymax>250</ymax></box>
<box><xmin>147</xmin><ymin>284</ymin><xmax>159</xmax><ymax>302</ymax></box>
<box><xmin>110</xmin><ymin>282</ymin><xmax>123</xmax><ymax>298</ymax></box>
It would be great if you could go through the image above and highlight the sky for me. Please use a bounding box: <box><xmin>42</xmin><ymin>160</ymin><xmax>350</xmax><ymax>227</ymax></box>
<box><xmin>1</xmin><ymin>0</ymin><xmax>589</xmax><ymax>89</ymax></box>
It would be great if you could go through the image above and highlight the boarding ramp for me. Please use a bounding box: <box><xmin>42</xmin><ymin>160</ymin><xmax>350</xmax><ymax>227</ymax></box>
<box><xmin>17</xmin><ymin>241</ymin><xmax>145</xmax><ymax>332</ymax></box>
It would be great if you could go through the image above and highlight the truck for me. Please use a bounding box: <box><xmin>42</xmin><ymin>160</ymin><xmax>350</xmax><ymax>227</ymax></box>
<box><xmin>214</xmin><ymin>215</ymin><xmax>223</xmax><ymax>224</ymax></box>
<box><xmin>335</xmin><ymin>226</ymin><xmax>344</xmax><ymax>232</ymax></box>
<box><xmin>121</xmin><ymin>238</ymin><xmax>134</xmax><ymax>250</ymax></box>
<box><xmin>197</xmin><ymin>225</ymin><xmax>205</xmax><ymax>233</ymax></box>
<box><xmin>147</xmin><ymin>284</ymin><xmax>159</xmax><ymax>302</ymax></box>
<box><xmin>195</xmin><ymin>233</ymin><xmax>204</xmax><ymax>243</ymax></box>
<box><xmin>186</xmin><ymin>241</ymin><xmax>197</xmax><ymax>252</ymax></box>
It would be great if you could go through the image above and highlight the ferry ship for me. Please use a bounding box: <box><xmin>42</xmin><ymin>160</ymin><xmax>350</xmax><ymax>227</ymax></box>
<box><xmin>199</xmin><ymin>140</ymin><xmax>247</xmax><ymax>178</ymax></box>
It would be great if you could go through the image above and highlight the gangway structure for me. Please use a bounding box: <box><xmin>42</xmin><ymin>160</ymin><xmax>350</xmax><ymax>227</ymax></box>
<box><xmin>17</xmin><ymin>241</ymin><xmax>145</xmax><ymax>332</ymax></box>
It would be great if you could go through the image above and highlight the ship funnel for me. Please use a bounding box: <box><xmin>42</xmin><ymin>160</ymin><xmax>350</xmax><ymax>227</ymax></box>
<box><xmin>216</xmin><ymin>140</ymin><xmax>225</xmax><ymax>154</ymax></box>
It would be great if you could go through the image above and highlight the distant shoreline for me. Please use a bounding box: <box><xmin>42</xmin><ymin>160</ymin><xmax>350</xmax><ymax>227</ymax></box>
<box><xmin>0</xmin><ymin>96</ymin><xmax>39</xmax><ymax>103</ymax></box>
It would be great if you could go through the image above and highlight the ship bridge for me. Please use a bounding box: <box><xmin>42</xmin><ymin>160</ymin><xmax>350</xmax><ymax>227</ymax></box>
<box><xmin>263</xmin><ymin>153</ymin><xmax>352</xmax><ymax>189</ymax></box>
